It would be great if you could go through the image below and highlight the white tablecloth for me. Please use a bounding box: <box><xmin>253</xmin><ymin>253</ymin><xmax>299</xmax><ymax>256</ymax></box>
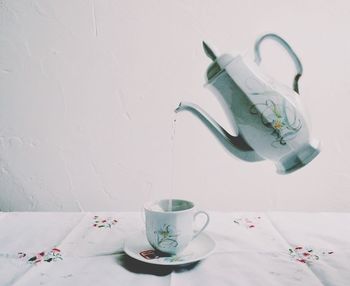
<box><xmin>0</xmin><ymin>212</ymin><xmax>349</xmax><ymax>285</ymax></box>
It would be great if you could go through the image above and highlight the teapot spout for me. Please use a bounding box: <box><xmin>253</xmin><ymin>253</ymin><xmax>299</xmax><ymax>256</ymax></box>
<box><xmin>175</xmin><ymin>102</ymin><xmax>264</xmax><ymax>162</ymax></box>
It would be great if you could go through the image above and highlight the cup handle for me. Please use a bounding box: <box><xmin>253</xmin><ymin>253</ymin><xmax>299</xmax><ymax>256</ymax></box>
<box><xmin>254</xmin><ymin>33</ymin><xmax>303</xmax><ymax>94</ymax></box>
<box><xmin>193</xmin><ymin>211</ymin><xmax>210</xmax><ymax>239</ymax></box>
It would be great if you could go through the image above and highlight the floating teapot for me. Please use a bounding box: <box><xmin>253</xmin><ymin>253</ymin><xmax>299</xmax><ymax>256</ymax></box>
<box><xmin>176</xmin><ymin>34</ymin><xmax>320</xmax><ymax>174</ymax></box>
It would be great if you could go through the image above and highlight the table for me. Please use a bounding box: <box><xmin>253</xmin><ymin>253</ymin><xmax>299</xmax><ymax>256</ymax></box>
<box><xmin>0</xmin><ymin>212</ymin><xmax>349</xmax><ymax>285</ymax></box>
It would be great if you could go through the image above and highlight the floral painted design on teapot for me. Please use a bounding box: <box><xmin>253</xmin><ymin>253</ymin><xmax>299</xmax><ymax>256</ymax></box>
<box><xmin>250</xmin><ymin>99</ymin><xmax>302</xmax><ymax>146</ymax></box>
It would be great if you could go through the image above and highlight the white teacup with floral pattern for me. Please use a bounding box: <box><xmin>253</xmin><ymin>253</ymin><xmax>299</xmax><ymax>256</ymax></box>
<box><xmin>144</xmin><ymin>199</ymin><xmax>210</xmax><ymax>255</ymax></box>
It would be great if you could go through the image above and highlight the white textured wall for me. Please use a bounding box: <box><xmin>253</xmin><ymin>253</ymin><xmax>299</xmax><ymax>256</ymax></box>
<box><xmin>1</xmin><ymin>0</ymin><xmax>350</xmax><ymax>211</ymax></box>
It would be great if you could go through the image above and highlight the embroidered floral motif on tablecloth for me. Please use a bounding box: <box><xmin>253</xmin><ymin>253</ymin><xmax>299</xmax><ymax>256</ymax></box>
<box><xmin>92</xmin><ymin>215</ymin><xmax>118</xmax><ymax>228</ymax></box>
<box><xmin>18</xmin><ymin>248</ymin><xmax>63</xmax><ymax>264</ymax></box>
<box><xmin>233</xmin><ymin>216</ymin><xmax>262</xmax><ymax>229</ymax></box>
<box><xmin>289</xmin><ymin>246</ymin><xmax>334</xmax><ymax>264</ymax></box>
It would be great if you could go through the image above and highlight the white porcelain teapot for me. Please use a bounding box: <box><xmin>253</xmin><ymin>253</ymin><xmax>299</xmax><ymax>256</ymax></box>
<box><xmin>176</xmin><ymin>33</ymin><xmax>320</xmax><ymax>174</ymax></box>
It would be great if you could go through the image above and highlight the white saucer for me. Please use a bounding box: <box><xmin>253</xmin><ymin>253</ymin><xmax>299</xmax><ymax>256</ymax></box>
<box><xmin>124</xmin><ymin>231</ymin><xmax>215</xmax><ymax>266</ymax></box>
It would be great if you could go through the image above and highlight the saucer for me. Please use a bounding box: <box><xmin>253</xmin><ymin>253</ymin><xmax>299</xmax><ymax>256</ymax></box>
<box><xmin>123</xmin><ymin>231</ymin><xmax>215</xmax><ymax>266</ymax></box>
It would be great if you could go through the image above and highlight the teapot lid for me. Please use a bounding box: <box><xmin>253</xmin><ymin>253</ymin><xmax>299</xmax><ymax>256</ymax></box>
<box><xmin>203</xmin><ymin>42</ymin><xmax>236</xmax><ymax>82</ymax></box>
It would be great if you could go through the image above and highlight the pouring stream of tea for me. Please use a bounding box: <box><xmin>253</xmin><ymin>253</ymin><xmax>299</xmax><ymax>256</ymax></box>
<box><xmin>169</xmin><ymin>114</ymin><xmax>178</xmax><ymax>211</ymax></box>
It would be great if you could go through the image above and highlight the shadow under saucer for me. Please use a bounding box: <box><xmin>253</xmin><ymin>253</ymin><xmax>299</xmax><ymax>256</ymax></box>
<box><xmin>116</xmin><ymin>253</ymin><xmax>200</xmax><ymax>276</ymax></box>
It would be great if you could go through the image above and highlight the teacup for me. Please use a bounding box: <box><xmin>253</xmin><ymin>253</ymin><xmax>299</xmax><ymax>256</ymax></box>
<box><xmin>144</xmin><ymin>199</ymin><xmax>210</xmax><ymax>255</ymax></box>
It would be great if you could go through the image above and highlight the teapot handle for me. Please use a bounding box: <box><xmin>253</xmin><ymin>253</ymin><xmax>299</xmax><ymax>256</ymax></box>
<box><xmin>254</xmin><ymin>33</ymin><xmax>303</xmax><ymax>94</ymax></box>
